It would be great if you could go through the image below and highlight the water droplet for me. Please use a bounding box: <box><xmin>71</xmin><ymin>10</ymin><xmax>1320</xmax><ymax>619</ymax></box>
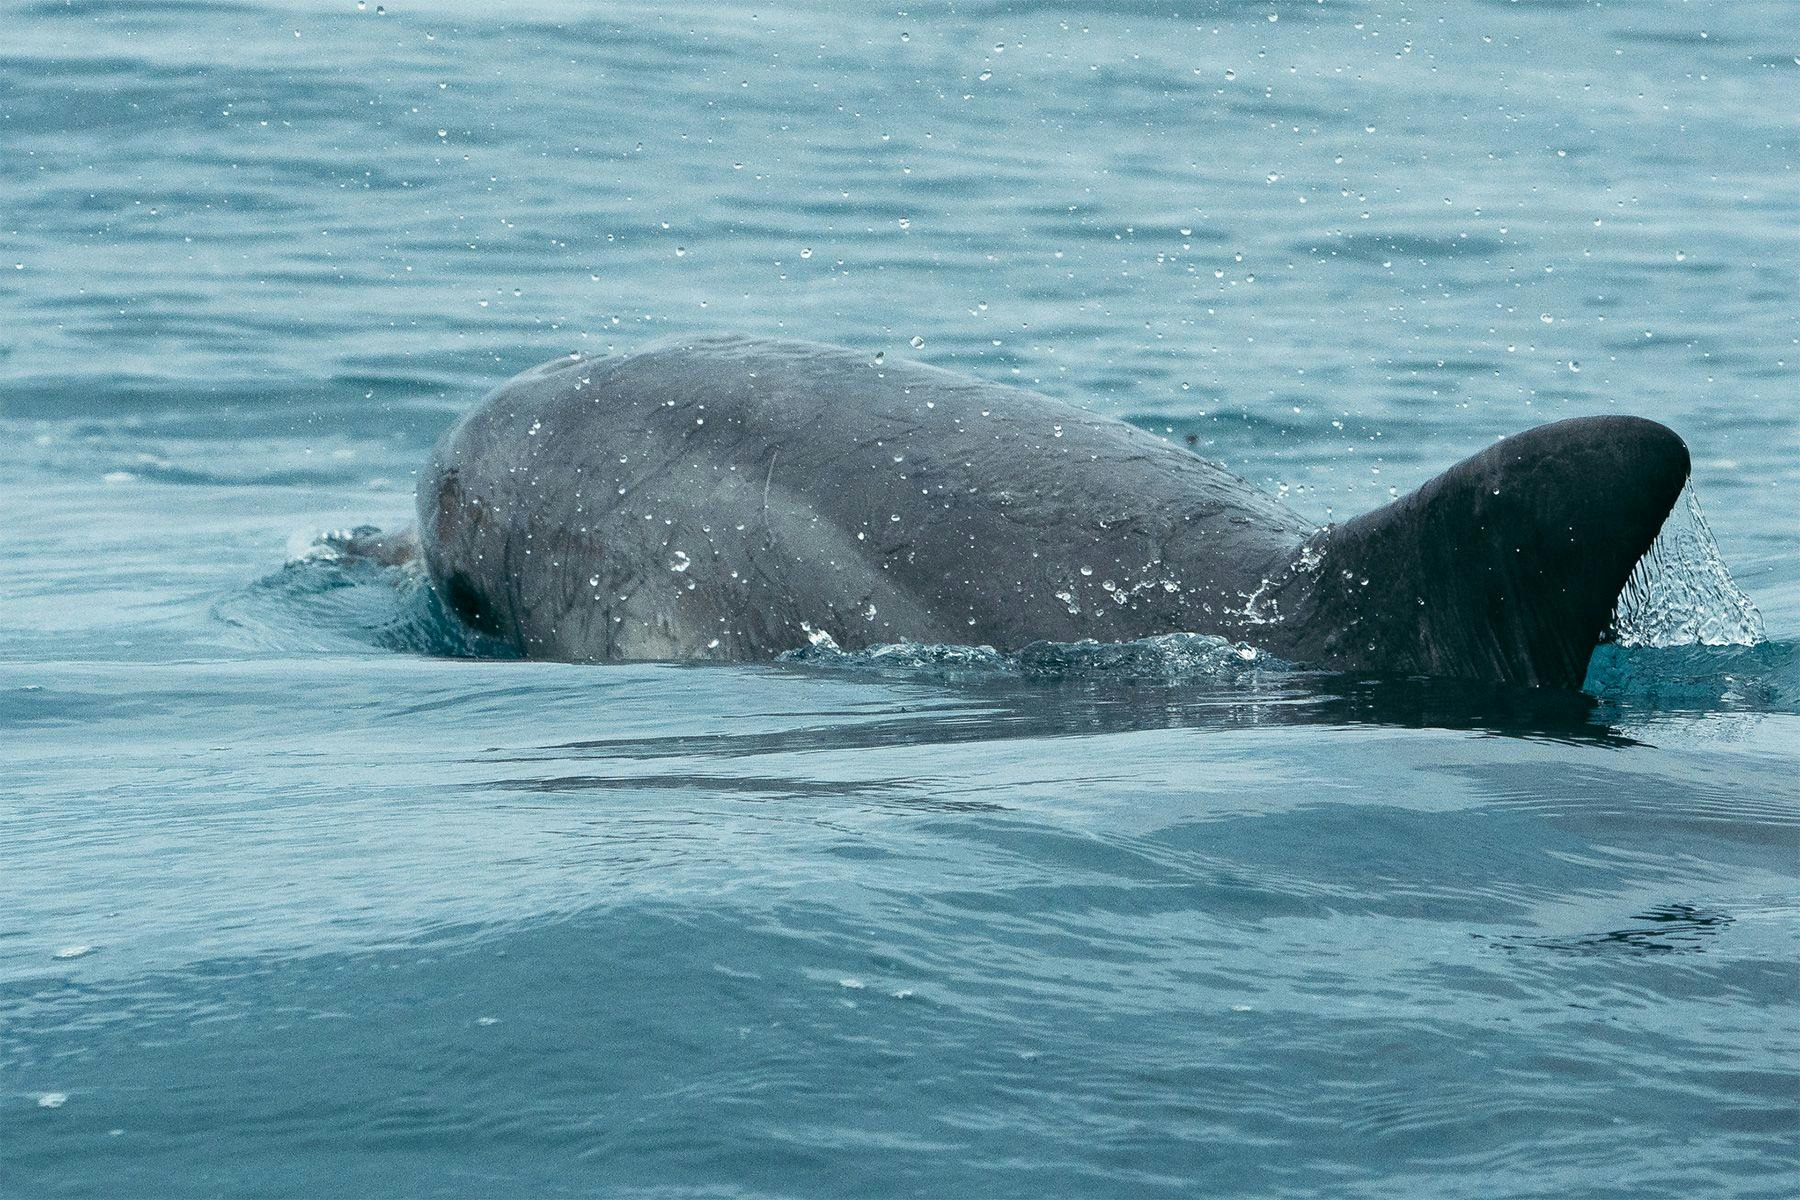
<box><xmin>669</xmin><ymin>550</ymin><xmax>691</xmax><ymax>572</ymax></box>
<box><xmin>909</xmin><ymin>335</ymin><xmax>924</xmax><ymax>349</ymax></box>
<box><xmin>800</xmin><ymin>247</ymin><xmax>813</xmax><ymax>258</ymax></box>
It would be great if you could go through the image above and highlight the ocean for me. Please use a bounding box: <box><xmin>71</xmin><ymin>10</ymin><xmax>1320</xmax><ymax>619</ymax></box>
<box><xmin>4</xmin><ymin>1</ymin><xmax>1797</xmax><ymax>1195</ymax></box>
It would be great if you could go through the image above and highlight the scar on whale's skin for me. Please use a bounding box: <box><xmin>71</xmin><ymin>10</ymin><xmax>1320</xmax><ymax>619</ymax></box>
<box><xmin>410</xmin><ymin>335</ymin><xmax>1690</xmax><ymax>689</ymax></box>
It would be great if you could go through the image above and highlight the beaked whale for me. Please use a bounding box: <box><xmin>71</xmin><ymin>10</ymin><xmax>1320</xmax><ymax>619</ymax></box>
<box><xmin>411</xmin><ymin>334</ymin><xmax>1690</xmax><ymax>689</ymax></box>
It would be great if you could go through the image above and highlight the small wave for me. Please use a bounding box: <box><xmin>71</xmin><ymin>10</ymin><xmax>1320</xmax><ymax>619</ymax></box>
<box><xmin>1609</xmin><ymin>483</ymin><xmax>1766</xmax><ymax>649</ymax></box>
<box><xmin>213</xmin><ymin>527</ymin><xmax>514</xmax><ymax>659</ymax></box>
<box><xmin>1585</xmin><ymin>640</ymin><xmax>1798</xmax><ymax>713</ymax></box>
<box><xmin>778</xmin><ymin>630</ymin><xmax>1279</xmax><ymax>684</ymax></box>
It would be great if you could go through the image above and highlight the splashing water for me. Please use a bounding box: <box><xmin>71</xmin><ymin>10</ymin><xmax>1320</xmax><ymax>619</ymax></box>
<box><xmin>1608</xmin><ymin>484</ymin><xmax>1765</xmax><ymax>649</ymax></box>
<box><xmin>779</xmin><ymin>631</ymin><xmax>1274</xmax><ymax>683</ymax></box>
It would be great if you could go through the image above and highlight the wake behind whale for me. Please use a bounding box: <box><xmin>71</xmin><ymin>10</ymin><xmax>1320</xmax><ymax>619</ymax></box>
<box><xmin>390</xmin><ymin>334</ymin><xmax>1724</xmax><ymax>691</ymax></box>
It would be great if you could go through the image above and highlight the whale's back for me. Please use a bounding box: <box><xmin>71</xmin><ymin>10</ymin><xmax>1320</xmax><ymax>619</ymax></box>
<box><xmin>417</xmin><ymin>335</ymin><xmax>1312</xmax><ymax>660</ymax></box>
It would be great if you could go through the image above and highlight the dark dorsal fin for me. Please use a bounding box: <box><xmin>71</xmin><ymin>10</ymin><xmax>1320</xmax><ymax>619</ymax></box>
<box><xmin>1286</xmin><ymin>416</ymin><xmax>1690</xmax><ymax>689</ymax></box>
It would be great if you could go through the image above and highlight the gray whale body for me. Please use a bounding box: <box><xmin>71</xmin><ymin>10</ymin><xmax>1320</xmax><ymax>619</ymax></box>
<box><xmin>417</xmin><ymin>334</ymin><xmax>1689</xmax><ymax>689</ymax></box>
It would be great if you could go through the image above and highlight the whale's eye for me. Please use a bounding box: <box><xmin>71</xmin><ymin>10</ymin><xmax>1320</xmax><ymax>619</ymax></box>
<box><xmin>444</xmin><ymin>570</ymin><xmax>502</xmax><ymax>635</ymax></box>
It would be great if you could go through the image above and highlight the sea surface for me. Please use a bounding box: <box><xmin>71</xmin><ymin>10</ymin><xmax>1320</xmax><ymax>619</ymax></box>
<box><xmin>3</xmin><ymin>1</ymin><xmax>1798</xmax><ymax>1196</ymax></box>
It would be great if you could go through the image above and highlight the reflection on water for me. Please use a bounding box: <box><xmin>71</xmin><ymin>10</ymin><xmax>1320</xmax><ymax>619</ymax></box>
<box><xmin>1479</xmin><ymin>903</ymin><xmax>1737</xmax><ymax>956</ymax></box>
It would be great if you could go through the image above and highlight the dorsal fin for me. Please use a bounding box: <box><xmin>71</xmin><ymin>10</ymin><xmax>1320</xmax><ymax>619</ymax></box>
<box><xmin>1283</xmin><ymin>416</ymin><xmax>1690</xmax><ymax>689</ymax></box>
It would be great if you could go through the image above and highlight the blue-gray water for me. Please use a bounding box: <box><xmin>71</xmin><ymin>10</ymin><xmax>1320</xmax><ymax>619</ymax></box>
<box><xmin>4</xmin><ymin>1</ymin><xmax>1799</xmax><ymax>1196</ymax></box>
